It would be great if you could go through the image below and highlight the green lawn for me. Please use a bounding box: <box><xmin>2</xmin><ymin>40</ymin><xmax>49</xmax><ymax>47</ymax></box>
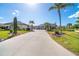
<box><xmin>0</xmin><ymin>30</ymin><xmax>30</xmax><ymax>40</ymax></box>
<box><xmin>0</xmin><ymin>30</ymin><xmax>10</xmax><ymax>39</ymax></box>
<box><xmin>48</xmin><ymin>31</ymin><xmax>79</xmax><ymax>55</ymax></box>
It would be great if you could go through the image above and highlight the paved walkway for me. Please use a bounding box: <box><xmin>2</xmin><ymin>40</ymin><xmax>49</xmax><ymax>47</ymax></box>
<box><xmin>0</xmin><ymin>30</ymin><xmax>75</xmax><ymax>56</ymax></box>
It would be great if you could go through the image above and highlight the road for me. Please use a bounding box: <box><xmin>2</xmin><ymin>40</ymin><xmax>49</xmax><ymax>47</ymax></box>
<box><xmin>0</xmin><ymin>30</ymin><xmax>75</xmax><ymax>56</ymax></box>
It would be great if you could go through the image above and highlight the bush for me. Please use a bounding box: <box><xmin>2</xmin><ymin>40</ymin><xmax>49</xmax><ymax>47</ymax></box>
<box><xmin>67</xmin><ymin>29</ymin><xmax>74</xmax><ymax>32</ymax></box>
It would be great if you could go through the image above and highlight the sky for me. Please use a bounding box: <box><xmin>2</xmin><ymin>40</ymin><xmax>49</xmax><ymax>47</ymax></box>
<box><xmin>0</xmin><ymin>3</ymin><xmax>79</xmax><ymax>26</ymax></box>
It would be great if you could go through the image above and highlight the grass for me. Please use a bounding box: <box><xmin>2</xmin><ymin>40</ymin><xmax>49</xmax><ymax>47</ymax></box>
<box><xmin>0</xmin><ymin>30</ymin><xmax>10</xmax><ymax>39</ymax></box>
<box><xmin>48</xmin><ymin>31</ymin><xmax>79</xmax><ymax>55</ymax></box>
<box><xmin>0</xmin><ymin>30</ymin><xmax>30</xmax><ymax>40</ymax></box>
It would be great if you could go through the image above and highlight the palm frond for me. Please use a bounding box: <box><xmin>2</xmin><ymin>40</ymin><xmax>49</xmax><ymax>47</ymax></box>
<box><xmin>54</xmin><ymin>3</ymin><xmax>74</xmax><ymax>9</ymax></box>
<box><xmin>60</xmin><ymin>3</ymin><xmax>74</xmax><ymax>9</ymax></box>
<box><xmin>48</xmin><ymin>6</ymin><xmax>57</xmax><ymax>11</ymax></box>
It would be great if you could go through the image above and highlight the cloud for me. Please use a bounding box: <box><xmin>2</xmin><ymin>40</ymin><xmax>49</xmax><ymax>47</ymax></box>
<box><xmin>12</xmin><ymin>10</ymin><xmax>20</xmax><ymax>16</ymax></box>
<box><xmin>12</xmin><ymin>12</ymin><xmax>16</xmax><ymax>15</ymax></box>
<box><xmin>68</xmin><ymin>11</ymin><xmax>79</xmax><ymax>18</ymax></box>
<box><xmin>14</xmin><ymin>10</ymin><xmax>19</xmax><ymax>13</ymax></box>
<box><xmin>0</xmin><ymin>17</ymin><xmax>4</xmax><ymax>20</ymax></box>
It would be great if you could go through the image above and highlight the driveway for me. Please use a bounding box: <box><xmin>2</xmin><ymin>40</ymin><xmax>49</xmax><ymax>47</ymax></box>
<box><xmin>0</xmin><ymin>30</ymin><xmax>75</xmax><ymax>56</ymax></box>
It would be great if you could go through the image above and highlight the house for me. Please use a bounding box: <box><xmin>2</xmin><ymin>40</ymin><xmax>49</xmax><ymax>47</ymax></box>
<box><xmin>0</xmin><ymin>21</ymin><xmax>29</xmax><ymax>30</ymax></box>
<box><xmin>34</xmin><ymin>23</ymin><xmax>57</xmax><ymax>30</ymax></box>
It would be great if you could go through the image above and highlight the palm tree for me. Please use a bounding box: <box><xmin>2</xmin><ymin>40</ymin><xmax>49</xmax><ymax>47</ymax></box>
<box><xmin>49</xmin><ymin>3</ymin><xmax>73</xmax><ymax>33</ymax></box>
<box><xmin>29</xmin><ymin>21</ymin><xmax>34</xmax><ymax>31</ymax></box>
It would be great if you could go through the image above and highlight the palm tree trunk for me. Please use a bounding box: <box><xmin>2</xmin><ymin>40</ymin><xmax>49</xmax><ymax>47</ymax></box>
<box><xmin>57</xmin><ymin>9</ymin><xmax>62</xmax><ymax>33</ymax></box>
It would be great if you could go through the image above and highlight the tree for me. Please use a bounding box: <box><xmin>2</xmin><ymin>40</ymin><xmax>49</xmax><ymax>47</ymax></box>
<box><xmin>76</xmin><ymin>17</ymin><xmax>79</xmax><ymax>24</ymax></box>
<box><xmin>43</xmin><ymin>22</ymin><xmax>57</xmax><ymax>31</ymax></box>
<box><xmin>44</xmin><ymin>22</ymin><xmax>51</xmax><ymax>31</ymax></box>
<box><xmin>67</xmin><ymin>23</ymin><xmax>72</xmax><ymax>29</ymax></box>
<box><xmin>29</xmin><ymin>21</ymin><xmax>34</xmax><ymax>31</ymax></box>
<box><xmin>74</xmin><ymin>24</ymin><xmax>79</xmax><ymax>29</ymax></box>
<box><xmin>13</xmin><ymin>17</ymin><xmax>17</xmax><ymax>35</ymax></box>
<box><xmin>74</xmin><ymin>17</ymin><xmax>79</xmax><ymax>29</ymax></box>
<box><xmin>49</xmin><ymin>3</ymin><xmax>73</xmax><ymax>33</ymax></box>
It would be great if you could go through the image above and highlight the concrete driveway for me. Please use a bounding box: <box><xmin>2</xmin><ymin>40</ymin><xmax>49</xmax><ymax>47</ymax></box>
<box><xmin>0</xmin><ymin>30</ymin><xmax>75</xmax><ymax>56</ymax></box>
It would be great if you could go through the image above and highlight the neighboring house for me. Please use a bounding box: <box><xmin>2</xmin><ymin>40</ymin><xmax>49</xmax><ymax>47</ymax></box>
<box><xmin>0</xmin><ymin>21</ymin><xmax>29</xmax><ymax>30</ymax></box>
<box><xmin>0</xmin><ymin>24</ymin><xmax>11</xmax><ymax>30</ymax></box>
<box><xmin>18</xmin><ymin>24</ymin><xmax>29</xmax><ymax>30</ymax></box>
<box><xmin>34</xmin><ymin>23</ymin><xmax>57</xmax><ymax>30</ymax></box>
<box><xmin>34</xmin><ymin>25</ymin><xmax>45</xmax><ymax>30</ymax></box>
<box><xmin>17</xmin><ymin>21</ymin><xmax>29</xmax><ymax>30</ymax></box>
<box><xmin>3</xmin><ymin>25</ymin><xmax>11</xmax><ymax>30</ymax></box>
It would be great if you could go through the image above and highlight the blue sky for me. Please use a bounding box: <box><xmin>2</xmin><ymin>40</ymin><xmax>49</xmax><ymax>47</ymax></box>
<box><xmin>0</xmin><ymin>3</ymin><xmax>79</xmax><ymax>26</ymax></box>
